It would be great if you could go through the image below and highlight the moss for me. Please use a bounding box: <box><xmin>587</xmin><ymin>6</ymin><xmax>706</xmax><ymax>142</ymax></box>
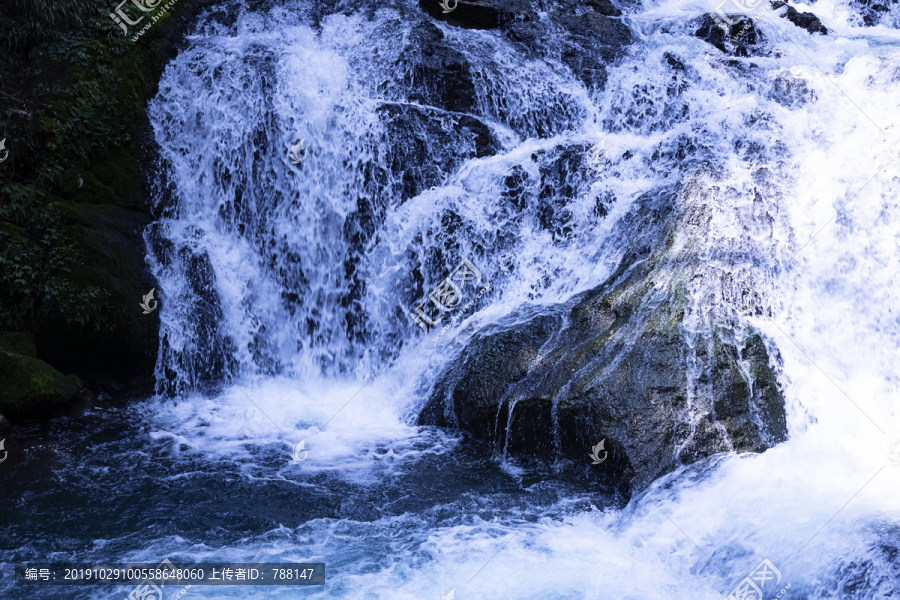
<box><xmin>0</xmin><ymin>0</ymin><xmax>199</xmax><ymax>389</ymax></box>
<box><xmin>0</xmin><ymin>349</ymin><xmax>82</xmax><ymax>419</ymax></box>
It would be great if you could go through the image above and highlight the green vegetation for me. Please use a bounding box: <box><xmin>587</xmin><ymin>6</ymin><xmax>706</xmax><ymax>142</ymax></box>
<box><xmin>0</xmin><ymin>0</ymin><xmax>153</xmax><ymax>334</ymax></box>
<box><xmin>0</xmin><ymin>331</ymin><xmax>83</xmax><ymax>419</ymax></box>
<box><xmin>0</xmin><ymin>0</ymin><xmax>187</xmax><ymax>400</ymax></box>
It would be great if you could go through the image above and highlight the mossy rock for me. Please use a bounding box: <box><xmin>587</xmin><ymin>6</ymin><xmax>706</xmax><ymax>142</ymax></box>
<box><xmin>420</xmin><ymin>186</ymin><xmax>788</xmax><ymax>498</ymax></box>
<box><xmin>0</xmin><ymin>349</ymin><xmax>83</xmax><ymax>420</ymax></box>
<box><xmin>0</xmin><ymin>0</ymin><xmax>216</xmax><ymax>397</ymax></box>
<box><xmin>60</xmin><ymin>150</ymin><xmax>143</xmax><ymax>210</ymax></box>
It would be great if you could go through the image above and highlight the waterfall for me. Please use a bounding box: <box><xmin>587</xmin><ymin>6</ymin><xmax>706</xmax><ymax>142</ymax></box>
<box><xmin>135</xmin><ymin>0</ymin><xmax>900</xmax><ymax>596</ymax></box>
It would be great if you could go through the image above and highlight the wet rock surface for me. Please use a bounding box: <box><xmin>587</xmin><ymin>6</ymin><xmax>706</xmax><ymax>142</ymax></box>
<box><xmin>418</xmin><ymin>0</ymin><xmax>633</xmax><ymax>91</ymax></box>
<box><xmin>848</xmin><ymin>0</ymin><xmax>896</xmax><ymax>26</ymax></box>
<box><xmin>695</xmin><ymin>14</ymin><xmax>767</xmax><ymax>57</ymax></box>
<box><xmin>419</xmin><ymin>187</ymin><xmax>789</xmax><ymax>497</ymax></box>
<box><xmin>417</xmin><ymin>0</ymin><xmax>506</xmax><ymax>29</ymax></box>
<box><xmin>396</xmin><ymin>22</ymin><xmax>480</xmax><ymax>114</ymax></box>
<box><xmin>771</xmin><ymin>1</ymin><xmax>829</xmax><ymax>34</ymax></box>
<box><xmin>378</xmin><ymin>103</ymin><xmax>501</xmax><ymax>201</ymax></box>
<box><xmin>783</xmin><ymin>6</ymin><xmax>828</xmax><ymax>34</ymax></box>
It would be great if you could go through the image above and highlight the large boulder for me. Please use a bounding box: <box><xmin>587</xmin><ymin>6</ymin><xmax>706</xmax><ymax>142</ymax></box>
<box><xmin>394</xmin><ymin>22</ymin><xmax>480</xmax><ymax>114</ymax></box>
<box><xmin>551</xmin><ymin>10</ymin><xmax>633</xmax><ymax>89</ymax></box>
<box><xmin>0</xmin><ymin>332</ymin><xmax>83</xmax><ymax>420</ymax></box>
<box><xmin>419</xmin><ymin>185</ymin><xmax>788</xmax><ymax>497</ymax></box>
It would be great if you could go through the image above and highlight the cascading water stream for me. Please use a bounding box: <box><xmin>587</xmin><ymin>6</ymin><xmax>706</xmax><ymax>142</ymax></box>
<box><xmin>136</xmin><ymin>0</ymin><xmax>900</xmax><ymax>596</ymax></box>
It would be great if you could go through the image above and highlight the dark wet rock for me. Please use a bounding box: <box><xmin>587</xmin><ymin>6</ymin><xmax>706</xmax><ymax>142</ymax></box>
<box><xmin>395</xmin><ymin>22</ymin><xmax>478</xmax><ymax>114</ymax></box>
<box><xmin>554</xmin><ymin>11</ymin><xmax>633</xmax><ymax>88</ymax></box>
<box><xmin>501</xmin><ymin>18</ymin><xmax>547</xmax><ymax>60</ymax></box>
<box><xmin>378</xmin><ymin>103</ymin><xmax>501</xmax><ymax>201</ymax></box>
<box><xmin>781</xmin><ymin>5</ymin><xmax>828</xmax><ymax>34</ymax></box>
<box><xmin>501</xmin><ymin>165</ymin><xmax>531</xmax><ymax>211</ymax></box>
<box><xmin>148</xmin><ymin>240</ymin><xmax>237</xmax><ymax>394</ymax></box>
<box><xmin>0</xmin><ymin>332</ymin><xmax>83</xmax><ymax>420</ymax></box>
<box><xmin>417</xmin><ymin>0</ymin><xmax>506</xmax><ymax>30</ymax></box>
<box><xmin>534</xmin><ymin>144</ymin><xmax>592</xmax><ymax>240</ymax></box>
<box><xmin>554</xmin><ymin>11</ymin><xmax>634</xmax><ymax>49</ymax></box>
<box><xmin>845</xmin><ymin>0</ymin><xmax>895</xmax><ymax>26</ymax></box>
<box><xmin>769</xmin><ymin>74</ymin><xmax>817</xmax><ymax>107</ymax></box>
<box><xmin>695</xmin><ymin>14</ymin><xmax>766</xmax><ymax>57</ymax></box>
<box><xmin>586</xmin><ymin>0</ymin><xmax>623</xmax><ymax>17</ymax></box>
<box><xmin>419</xmin><ymin>187</ymin><xmax>788</xmax><ymax>496</ymax></box>
<box><xmin>417</xmin><ymin>0</ymin><xmax>633</xmax><ymax>92</ymax></box>
<box><xmin>770</xmin><ymin>1</ymin><xmax>828</xmax><ymax>33</ymax></box>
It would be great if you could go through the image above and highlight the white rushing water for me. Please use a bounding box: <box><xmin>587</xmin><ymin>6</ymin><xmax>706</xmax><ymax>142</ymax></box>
<box><xmin>138</xmin><ymin>0</ymin><xmax>900</xmax><ymax>597</ymax></box>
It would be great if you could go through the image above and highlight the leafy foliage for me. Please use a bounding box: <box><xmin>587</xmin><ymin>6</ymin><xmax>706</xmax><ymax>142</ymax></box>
<box><xmin>0</xmin><ymin>185</ymin><xmax>110</xmax><ymax>332</ymax></box>
<box><xmin>4</xmin><ymin>0</ymin><xmax>99</xmax><ymax>55</ymax></box>
<box><xmin>0</xmin><ymin>1</ymin><xmax>157</xmax><ymax>337</ymax></box>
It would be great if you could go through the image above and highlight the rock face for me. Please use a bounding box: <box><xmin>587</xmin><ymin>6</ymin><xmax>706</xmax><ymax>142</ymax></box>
<box><xmin>417</xmin><ymin>0</ymin><xmax>507</xmax><ymax>29</ymax></box>
<box><xmin>0</xmin><ymin>0</ymin><xmax>217</xmax><ymax>414</ymax></box>
<box><xmin>395</xmin><ymin>22</ymin><xmax>480</xmax><ymax>114</ymax></box>
<box><xmin>782</xmin><ymin>6</ymin><xmax>828</xmax><ymax>34</ymax></box>
<box><xmin>36</xmin><ymin>202</ymin><xmax>160</xmax><ymax>393</ymax></box>
<box><xmin>378</xmin><ymin>102</ymin><xmax>501</xmax><ymax>201</ymax></box>
<box><xmin>419</xmin><ymin>186</ymin><xmax>788</xmax><ymax>497</ymax></box>
<box><xmin>418</xmin><ymin>0</ymin><xmax>633</xmax><ymax>91</ymax></box>
<box><xmin>0</xmin><ymin>332</ymin><xmax>83</xmax><ymax>421</ymax></box>
<box><xmin>695</xmin><ymin>14</ymin><xmax>766</xmax><ymax>57</ymax></box>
